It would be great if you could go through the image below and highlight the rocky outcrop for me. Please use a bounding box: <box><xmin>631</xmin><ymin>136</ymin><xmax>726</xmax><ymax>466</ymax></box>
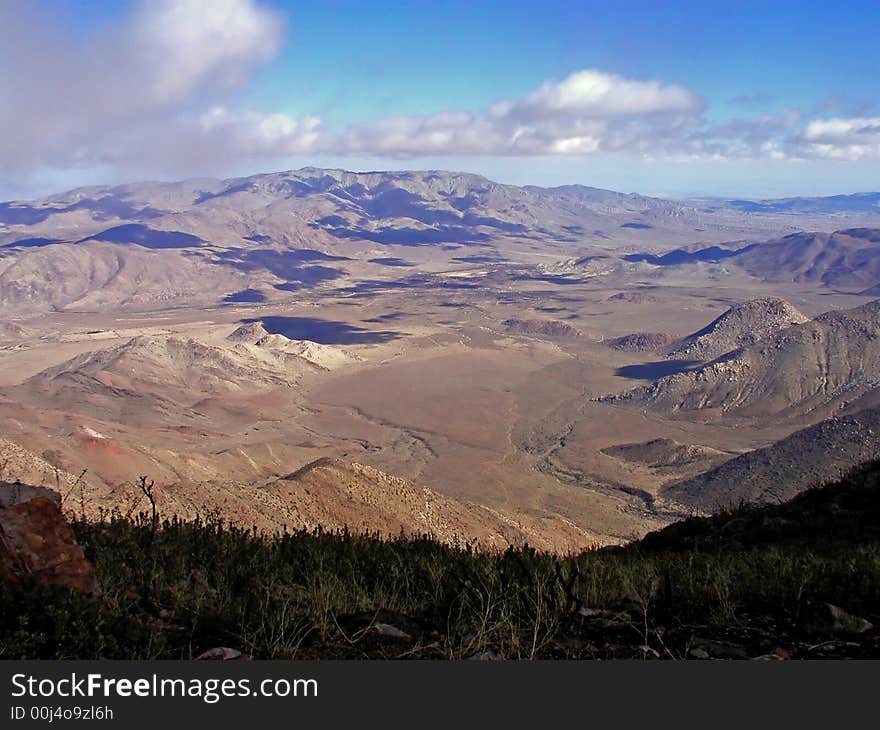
<box><xmin>502</xmin><ymin>318</ymin><xmax>580</xmax><ymax>338</ymax></box>
<box><xmin>603</xmin><ymin>299</ymin><xmax>880</xmax><ymax>419</ymax></box>
<box><xmin>226</xmin><ymin>322</ymin><xmax>270</xmax><ymax>343</ymax></box>
<box><xmin>602</xmin><ymin>438</ymin><xmax>727</xmax><ymax>471</ymax></box>
<box><xmin>606</xmin><ymin>332</ymin><xmax>677</xmax><ymax>352</ymax></box>
<box><xmin>0</xmin><ymin>486</ymin><xmax>98</xmax><ymax>594</ymax></box>
<box><xmin>666</xmin><ymin>297</ymin><xmax>808</xmax><ymax>361</ymax></box>
<box><xmin>253</xmin><ymin>334</ymin><xmax>363</xmax><ymax>370</ymax></box>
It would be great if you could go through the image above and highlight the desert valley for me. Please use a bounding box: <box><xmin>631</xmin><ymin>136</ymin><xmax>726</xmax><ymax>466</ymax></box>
<box><xmin>2</xmin><ymin>167</ymin><xmax>880</xmax><ymax>550</ymax></box>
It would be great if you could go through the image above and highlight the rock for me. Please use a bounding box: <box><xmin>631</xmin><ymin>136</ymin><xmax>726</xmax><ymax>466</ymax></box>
<box><xmin>0</xmin><ymin>495</ymin><xmax>98</xmax><ymax>594</ymax></box>
<box><xmin>688</xmin><ymin>648</ymin><xmax>710</xmax><ymax>660</ymax></box>
<box><xmin>371</xmin><ymin>623</ymin><xmax>412</xmax><ymax>641</ymax></box>
<box><xmin>195</xmin><ymin>647</ymin><xmax>245</xmax><ymax>660</ymax></box>
<box><xmin>806</xmin><ymin>603</ymin><xmax>873</xmax><ymax>636</ymax></box>
<box><xmin>691</xmin><ymin>638</ymin><xmax>748</xmax><ymax>659</ymax></box>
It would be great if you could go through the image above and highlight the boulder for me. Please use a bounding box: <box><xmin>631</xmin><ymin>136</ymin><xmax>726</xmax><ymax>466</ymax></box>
<box><xmin>195</xmin><ymin>647</ymin><xmax>245</xmax><ymax>661</ymax></box>
<box><xmin>805</xmin><ymin>603</ymin><xmax>873</xmax><ymax>636</ymax></box>
<box><xmin>0</xmin><ymin>494</ymin><xmax>98</xmax><ymax>594</ymax></box>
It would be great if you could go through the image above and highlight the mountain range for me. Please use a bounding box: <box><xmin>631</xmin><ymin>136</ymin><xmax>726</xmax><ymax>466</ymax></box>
<box><xmin>2</xmin><ymin>168</ymin><xmax>880</xmax><ymax>313</ymax></box>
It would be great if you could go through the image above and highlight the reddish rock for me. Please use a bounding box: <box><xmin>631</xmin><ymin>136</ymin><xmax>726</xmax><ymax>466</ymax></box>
<box><xmin>0</xmin><ymin>495</ymin><xmax>99</xmax><ymax>594</ymax></box>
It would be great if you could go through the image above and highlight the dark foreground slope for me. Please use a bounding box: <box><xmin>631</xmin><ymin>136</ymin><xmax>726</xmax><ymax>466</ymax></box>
<box><xmin>3</xmin><ymin>463</ymin><xmax>880</xmax><ymax>659</ymax></box>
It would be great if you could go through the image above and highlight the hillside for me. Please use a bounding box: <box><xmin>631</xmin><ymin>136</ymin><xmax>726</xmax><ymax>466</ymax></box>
<box><xmin>663</xmin><ymin>407</ymin><xmax>880</xmax><ymax>511</ymax></box>
<box><xmin>645</xmin><ymin>458</ymin><xmax>880</xmax><ymax>550</ymax></box>
<box><xmin>603</xmin><ymin>299</ymin><xmax>880</xmax><ymax>418</ymax></box>
<box><xmin>735</xmin><ymin>228</ymin><xmax>880</xmax><ymax>290</ymax></box>
<box><xmin>624</xmin><ymin>227</ymin><xmax>880</xmax><ymax>292</ymax></box>
<box><xmin>606</xmin><ymin>332</ymin><xmax>677</xmax><ymax>352</ymax></box>
<box><xmin>665</xmin><ymin>297</ymin><xmax>809</xmax><ymax>361</ymax></box>
<box><xmin>264</xmin><ymin>458</ymin><xmax>595</xmax><ymax>551</ymax></box>
<box><xmin>15</xmin><ymin>335</ymin><xmax>316</xmax><ymax>427</ymax></box>
<box><xmin>3</xmin><ymin>462</ymin><xmax>879</xmax><ymax>659</ymax></box>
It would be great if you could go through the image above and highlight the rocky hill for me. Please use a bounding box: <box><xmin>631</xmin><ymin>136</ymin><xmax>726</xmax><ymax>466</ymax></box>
<box><xmin>264</xmin><ymin>458</ymin><xmax>595</xmax><ymax>551</ymax></box>
<box><xmin>17</xmin><ymin>335</ymin><xmax>317</xmax><ymax>426</ymax></box>
<box><xmin>662</xmin><ymin>407</ymin><xmax>880</xmax><ymax>511</ymax></box>
<box><xmin>602</xmin><ymin>438</ymin><xmax>728</xmax><ymax>472</ymax></box>
<box><xmin>603</xmin><ymin>299</ymin><xmax>880</xmax><ymax>419</ymax></box>
<box><xmin>228</xmin><ymin>324</ymin><xmax>362</xmax><ymax>369</ymax></box>
<box><xmin>605</xmin><ymin>332</ymin><xmax>677</xmax><ymax>352</ymax></box>
<box><xmin>226</xmin><ymin>322</ymin><xmax>270</xmax><ymax>342</ymax></box>
<box><xmin>665</xmin><ymin>297</ymin><xmax>809</xmax><ymax>361</ymax></box>
<box><xmin>502</xmin><ymin>318</ymin><xmax>581</xmax><ymax>338</ymax></box>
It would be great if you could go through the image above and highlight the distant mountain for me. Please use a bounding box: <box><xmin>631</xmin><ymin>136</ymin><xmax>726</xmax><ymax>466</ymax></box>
<box><xmin>665</xmin><ymin>297</ymin><xmax>809</xmax><ymax>361</ymax></box>
<box><xmin>603</xmin><ymin>299</ymin><xmax>880</xmax><ymax>419</ymax></box>
<box><xmin>717</xmin><ymin>192</ymin><xmax>880</xmax><ymax>215</ymax></box>
<box><xmin>663</xmin><ymin>407</ymin><xmax>880</xmax><ymax>511</ymax></box>
<box><xmin>1</xmin><ymin>167</ymin><xmax>874</xmax><ymax>314</ymax></box>
<box><xmin>624</xmin><ymin>227</ymin><xmax>880</xmax><ymax>292</ymax></box>
<box><xmin>734</xmin><ymin>228</ymin><xmax>880</xmax><ymax>290</ymax></box>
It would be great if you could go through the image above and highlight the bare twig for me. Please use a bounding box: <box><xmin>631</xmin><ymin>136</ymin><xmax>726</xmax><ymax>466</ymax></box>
<box><xmin>137</xmin><ymin>475</ymin><xmax>159</xmax><ymax>544</ymax></box>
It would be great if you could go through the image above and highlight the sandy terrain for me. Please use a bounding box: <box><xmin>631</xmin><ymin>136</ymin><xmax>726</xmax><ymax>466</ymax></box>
<box><xmin>1</xmin><ymin>246</ymin><xmax>873</xmax><ymax>547</ymax></box>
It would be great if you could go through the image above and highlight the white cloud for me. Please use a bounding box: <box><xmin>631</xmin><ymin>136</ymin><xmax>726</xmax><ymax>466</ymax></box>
<box><xmin>208</xmin><ymin>70</ymin><xmax>705</xmax><ymax>160</ymax></box>
<box><xmin>0</xmin><ymin>3</ymin><xmax>873</xmax><ymax>195</ymax></box>
<box><xmin>0</xmin><ymin>0</ymin><xmax>284</xmax><ymax>175</ymax></box>
<box><xmin>132</xmin><ymin>0</ymin><xmax>284</xmax><ymax>104</ymax></box>
<box><xmin>796</xmin><ymin>117</ymin><xmax>880</xmax><ymax>159</ymax></box>
<box><xmin>494</xmin><ymin>69</ymin><xmax>702</xmax><ymax>119</ymax></box>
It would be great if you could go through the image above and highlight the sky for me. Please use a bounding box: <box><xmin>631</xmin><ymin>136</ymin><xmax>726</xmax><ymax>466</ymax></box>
<box><xmin>1</xmin><ymin>0</ymin><xmax>878</xmax><ymax>200</ymax></box>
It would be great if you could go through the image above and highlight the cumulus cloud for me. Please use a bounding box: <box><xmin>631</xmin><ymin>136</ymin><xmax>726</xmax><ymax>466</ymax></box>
<box><xmin>0</xmin><ymin>2</ymin><xmax>875</xmax><ymax>192</ymax></box>
<box><xmin>492</xmin><ymin>69</ymin><xmax>702</xmax><ymax>119</ymax></box>
<box><xmin>795</xmin><ymin>117</ymin><xmax>880</xmax><ymax>159</ymax></box>
<box><xmin>0</xmin><ymin>0</ymin><xmax>284</xmax><ymax>173</ymax></box>
<box><xmin>208</xmin><ymin>69</ymin><xmax>707</xmax><ymax>160</ymax></box>
<box><xmin>131</xmin><ymin>0</ymin><xmax>283</xmax><ymax>104</ymax></box>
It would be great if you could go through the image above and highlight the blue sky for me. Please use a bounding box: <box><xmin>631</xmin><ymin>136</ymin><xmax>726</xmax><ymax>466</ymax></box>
<box><xmin>1</xmin><ymin>0</ymin><xmax>878</xmax><ymax>199</ymax></box>
<box><xmin>255</xmin><ymin>1</ymin><xmax>878</xmax><ymax>125</ymax></box>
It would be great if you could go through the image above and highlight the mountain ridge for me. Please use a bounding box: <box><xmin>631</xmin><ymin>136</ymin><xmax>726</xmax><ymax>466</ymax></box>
<box><xmin>603</xmin><ymin>298</ymin><xmax>880</xmax><ymax>419</ymax></box>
